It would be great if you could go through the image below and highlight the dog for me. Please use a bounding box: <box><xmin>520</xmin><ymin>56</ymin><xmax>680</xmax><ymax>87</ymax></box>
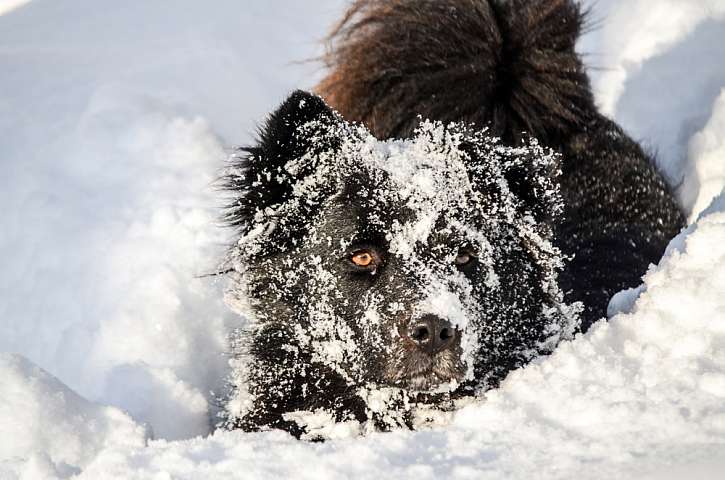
<box><xmin>221</xmin><ymin>0</ymin><xmax>685</xmax><ymax>439</ymax></box>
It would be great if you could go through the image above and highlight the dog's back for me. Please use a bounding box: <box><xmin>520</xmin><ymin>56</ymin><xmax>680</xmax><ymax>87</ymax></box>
<box><xmin>317</xmin><ymin>0</ymin><xmax>685</xmax><ymax>329</ymax></box>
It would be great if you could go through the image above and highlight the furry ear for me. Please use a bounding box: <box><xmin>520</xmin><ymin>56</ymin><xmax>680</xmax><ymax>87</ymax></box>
<box><xmin>460</xmin><ymin>133</ymin><xmax>562</xmax><ymax>227</ymax></box>
<box><xmin>501</xmin><ymin>148</ymin><xmax>563</xmax><ymax>226</ymax></box>
<box><xmin>224</xmin><ymin>90</ymin><xmax>340</xmax><ymax>249</ymax></box>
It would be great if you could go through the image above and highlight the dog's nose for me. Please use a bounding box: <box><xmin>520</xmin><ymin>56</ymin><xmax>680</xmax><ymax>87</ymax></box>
<box><xmin>406</xmin><ymin>315</ymin><xmax>457</xmax><ymax>354</ymax></box>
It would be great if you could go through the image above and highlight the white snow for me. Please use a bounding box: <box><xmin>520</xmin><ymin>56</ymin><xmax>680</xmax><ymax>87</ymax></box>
<box><xmin>579</xmin><ymin>0</ymin><xmax>725</xmax><ymax>188</ymax></box>
<box><xmin>0</xmin><ymin>0</ymin><xmax>30</xmax><ymax>16</ymax></box>
<box><xmin>681</xmin><ymin>90</ymin><xmax>725</xmax><ymax>221</ymax></box>
<box><xmin>0</xmin><ymin>0</ymin><xmax>341</xmax><ymax>446</ymax></box>
<box><xmin>1</xmin><ymin>0</ymin><xmax>725</xmax><ymax>478</ymax></box>
<box><xmin>0</xmin><ymin>353</ymin><xmax>147</xmax><ymax>479</ymax></box>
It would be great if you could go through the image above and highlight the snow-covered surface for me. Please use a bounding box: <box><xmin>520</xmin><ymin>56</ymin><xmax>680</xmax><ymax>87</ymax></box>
<box><xmin>578</xmin><ymin>0</ymin><xmax>725</xmax><ymax>187</ymax></box>
<box><xmin>0</xmin><ymin>354</ymin><xmax>147</xmax><ymax>478</ymax></box>
<box><xmin>0</xmin><ymin>0</ymin><xmax>29</xmax><ymax>16</ymax></box>
<box><xmin>1</xmin><ymin>0</ymin><xmax>725</xmax><ymax>478</ymax></box>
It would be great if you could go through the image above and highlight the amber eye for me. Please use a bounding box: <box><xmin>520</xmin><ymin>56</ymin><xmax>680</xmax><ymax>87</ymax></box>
<box><xmin>351</xmin><ymin>251</ymin><xmax>374</xmax><ymax>267</ymax></box>
<box><xmin>454</xmin><ymin>250</ymin><xmax>475</xmax><ymax>267</ymax></box>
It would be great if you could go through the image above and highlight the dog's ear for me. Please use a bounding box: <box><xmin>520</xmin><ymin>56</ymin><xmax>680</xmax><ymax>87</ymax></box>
<box><xmin>224</xmin><ymin>90</ymin><xmax>340</xmax><ymax>243</ymax></box>
<box><xmin>500</xmin><ymin>146</ymin><xmax>562</xmax><ymax>225</ymax></box>
<box><xmin>461</xmin><ymin>134</ymin><xmax>562</xmax><ymax>226</ymax></box>
<box><xmin>251</xmin><ymin>89</ymin><xmax>338</xmax><ymax>172</ymax></box>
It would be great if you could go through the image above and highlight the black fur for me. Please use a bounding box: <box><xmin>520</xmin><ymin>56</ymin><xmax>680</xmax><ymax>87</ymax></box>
<box><xmin>222</xmin><ymin>0</ymin><xmax>686</xmax><ymax>438</ymax></box>
<box><xmin>223</xmin><ymin>91</ymin><xmax>339</xmax><ymax>253</ymax></box>
<box><xmin>223</xmin><ymin>93</ymin><xmax>577</xmax><ymax>438</ymax></box>
<box><xmin>318</xmin><ymin>0</ymin><xmax>685</xmax><ymax>329</ymax></box>
<box><xmin>318</xmin><ymin>0</ymin><xmax>594</xmax><ymax>145</ymax></box>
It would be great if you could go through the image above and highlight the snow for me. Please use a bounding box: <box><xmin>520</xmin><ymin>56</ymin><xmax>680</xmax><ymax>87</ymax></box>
<box><xmin>0</xmin><ymin>353</ymin><xmax>147</xmax><ymax>478</ymax></box>
<box><xmin>1</xmin><ymin>0</ymin><xmax>725</xmax><ymax>478</ymax></box>
<box><xmin>0</xmin><ymin>0</ymin><xmax>342</xmax><ymax>444</ymax></box>
<box><xmin>0</xmin><ymin>0</ymin><xmax>29</xmax><ymax>16</ymax></box>
<box><xmin>682</xmin><ymin>90</ymin><xmax>725</xmax><ymax>221</ymax></box>
<box><xmin>578</xmin><ymin>0</ymin><xmax>725</xmax><ymax>187</ymax></box>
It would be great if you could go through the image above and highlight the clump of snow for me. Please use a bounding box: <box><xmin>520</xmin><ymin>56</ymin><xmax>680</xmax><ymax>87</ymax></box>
<box><xmin>102</xmin><ymin>363</ymin><xmax>210</xmax><ymax>441</ymax></box>
<box><xmin>681</xmin><ymin>89</ymin><xmax>725</xmax><ymax>221</ymax></box>
<box><xmin>282</xmin><ymin>410</ymin><xmax>362</xmax><ymax>441</ymax></box>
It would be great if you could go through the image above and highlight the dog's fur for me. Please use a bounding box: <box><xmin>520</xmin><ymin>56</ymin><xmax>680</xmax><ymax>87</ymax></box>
<box><xmin>221</xmin><ymin>0</ymin><xmax>685</xmax><ymax>439</ymax></box>
<box><xmin>317</xmin><ymin>0</ymin><xmax>685</xmax><ymax>329</ymax></box>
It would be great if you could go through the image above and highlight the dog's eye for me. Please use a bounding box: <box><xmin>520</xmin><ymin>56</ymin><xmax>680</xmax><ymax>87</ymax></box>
<box><xmin>454</xmin><ymin>250</ymin><xmax>476</xmax><ymax>267</ymax></box>
<box><xmin>346</xmin><ymin>247</ymin><xmax>382</xmax><ymax>273</ymax></box>
<box><xmin>352</xmin><ymin>251</ymin><xmax>374</xmax><ymax>267</ymax></box>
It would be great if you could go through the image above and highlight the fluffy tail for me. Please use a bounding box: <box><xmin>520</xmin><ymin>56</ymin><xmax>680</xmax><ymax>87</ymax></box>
<box><xmin>316</xmin><ymin>0</ymin><xmax>595</xmax><ymax>143</ymax></box>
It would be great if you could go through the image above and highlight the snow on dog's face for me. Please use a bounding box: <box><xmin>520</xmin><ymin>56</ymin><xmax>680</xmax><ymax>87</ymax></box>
<box><xmin>223</xmin><ymin>91</ymin><xmax>580</xmax><ymax>435</ymax></box>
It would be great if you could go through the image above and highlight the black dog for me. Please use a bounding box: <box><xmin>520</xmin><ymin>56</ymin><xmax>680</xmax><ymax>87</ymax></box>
<box><xmin>222</xmin><ymin>0</ymin><xmax>684</xmax><ymax>439</ymax></box>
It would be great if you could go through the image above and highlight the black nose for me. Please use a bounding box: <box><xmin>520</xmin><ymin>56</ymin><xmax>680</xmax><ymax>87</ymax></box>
<box><xmin>406</xmin><ymin>315</ymin><xmax>457</xmax><ymax>354</ymax></box>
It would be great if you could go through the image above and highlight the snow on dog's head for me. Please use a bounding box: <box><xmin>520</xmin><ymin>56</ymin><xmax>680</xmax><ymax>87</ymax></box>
<box><xmin>223</xmin><ymin>91</ymin><xmax>580</xmax><ymax>438</ymax></box>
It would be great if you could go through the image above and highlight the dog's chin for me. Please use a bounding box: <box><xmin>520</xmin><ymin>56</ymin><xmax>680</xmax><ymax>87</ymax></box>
<box><xmin>386</xmin><ymin>349</ymin><xmax>465</xmax><ymax>393</ymax></box>
<box><xmin>400</xmin><ymin>371</ymin><xmax>462</xmax><ymax>392</ymax></box>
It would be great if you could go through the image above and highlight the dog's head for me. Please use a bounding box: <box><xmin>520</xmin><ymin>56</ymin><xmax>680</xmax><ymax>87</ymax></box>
<box><xmin>225</xmin><ymin>91</ymin><xmax>579</xmax><ymax>414</ymax></box>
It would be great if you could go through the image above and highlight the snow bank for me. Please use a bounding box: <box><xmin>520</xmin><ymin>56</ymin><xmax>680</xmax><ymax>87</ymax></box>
<box><xmin>580</xmin><ymin>0</ymin><xmax>725</xmax><ymax>187</ymax></box>
<box><xmin>0</xmin><ymin>353</ymin><xmax>147</xmax><ymax>479</ymax></box>
<box><xmin>682</xmin><ymin>90</ymin><xmax>725</xmax><ymax>221</ymax></box>
<box><xmin>1</xmin><ymin>0</ymin><xmax>725</xmax><ymax>478</ymax></box>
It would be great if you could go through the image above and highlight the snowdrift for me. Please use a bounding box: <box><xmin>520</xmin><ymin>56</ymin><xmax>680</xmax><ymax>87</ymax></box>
<box><xmin>1</xmin><ymin>0</ymin><xmax>725</xmax><ymax>478</ymax></box>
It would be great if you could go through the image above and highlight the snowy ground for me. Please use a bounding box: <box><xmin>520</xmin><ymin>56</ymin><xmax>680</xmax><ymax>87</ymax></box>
<box><xmin>1</xmin><ymin>0</ymin><xmax>725</xmax><ymax>479</ymax></box>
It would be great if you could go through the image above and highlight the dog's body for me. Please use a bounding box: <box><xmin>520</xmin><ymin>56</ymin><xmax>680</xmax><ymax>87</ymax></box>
<box><xmin>222</xmin><ymin>0</ymin><xmax>685</xmax><ymax>439</ymax></box>
<box><xmin>317</xmin><ymin>0</ymin><xmax>685</xmax><ymax>330</ymax></box>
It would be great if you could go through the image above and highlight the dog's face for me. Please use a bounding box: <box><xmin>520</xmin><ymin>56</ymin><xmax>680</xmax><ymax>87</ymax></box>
<box><xmin>225</xmin><ymin>91</ymin><xmax>579</xmax><ymax>426</ymax></box>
